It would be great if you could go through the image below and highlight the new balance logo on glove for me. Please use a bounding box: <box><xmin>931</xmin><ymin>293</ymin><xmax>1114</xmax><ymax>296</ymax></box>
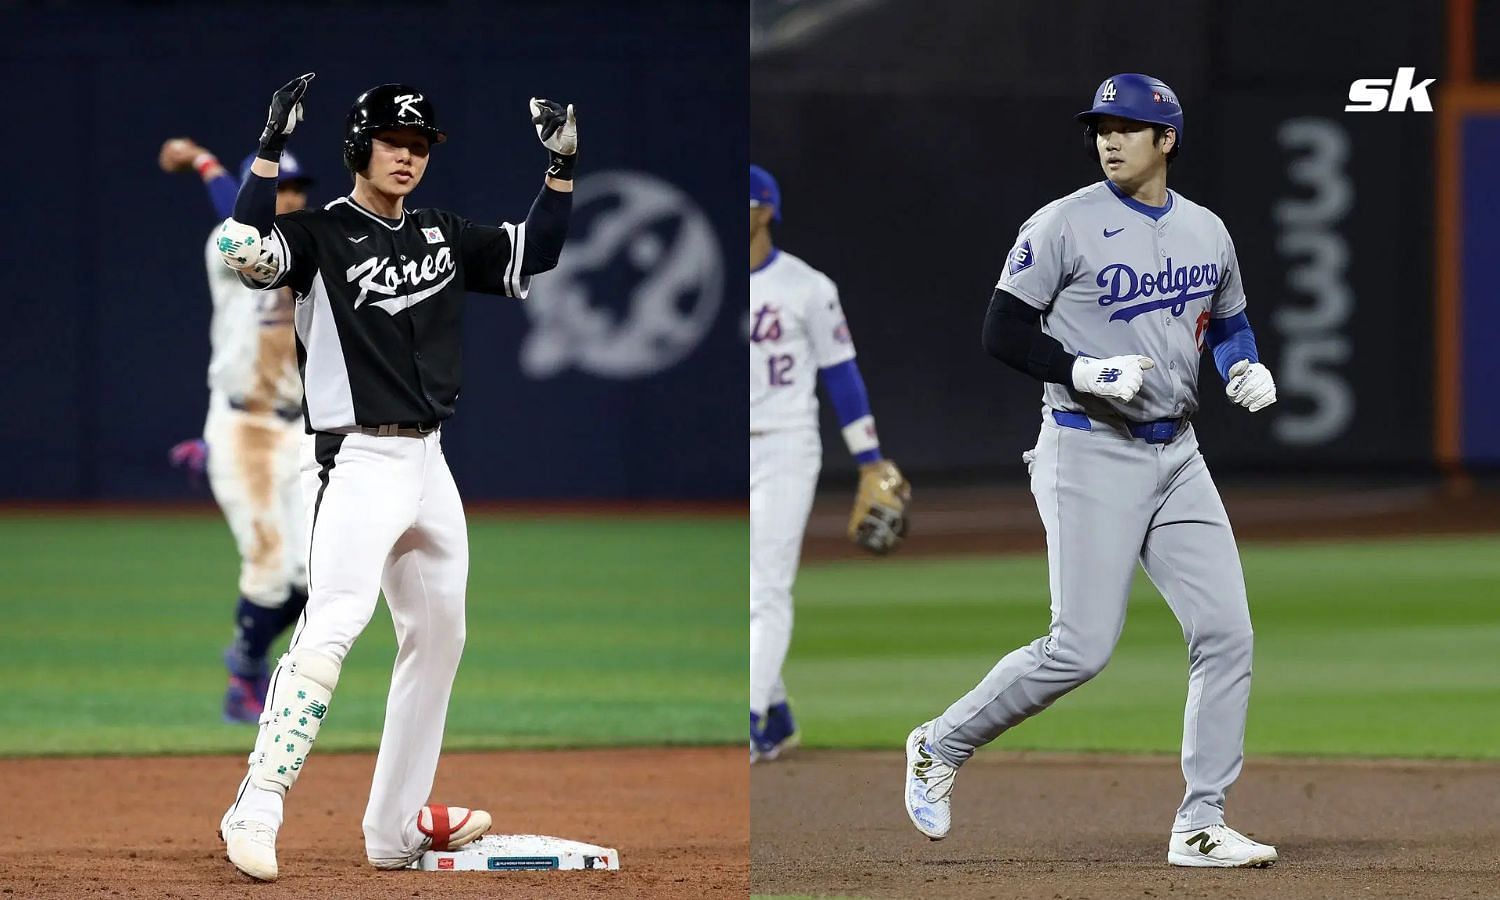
<box><xmin>1098</xmin><ymin>368</ymin><xmax>1122</xmax><ymax>383</ymax></box>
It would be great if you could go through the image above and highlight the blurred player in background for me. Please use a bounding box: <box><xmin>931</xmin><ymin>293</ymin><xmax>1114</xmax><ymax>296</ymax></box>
<box><xmin>159</xmin><ymin>137</ymin><xmax>313</xmax><ymax>724</ymax></box>
<box><xmin>749</xmin><ymin>164</ymin><xmax>911</xmax><ymax>762</ymax></box>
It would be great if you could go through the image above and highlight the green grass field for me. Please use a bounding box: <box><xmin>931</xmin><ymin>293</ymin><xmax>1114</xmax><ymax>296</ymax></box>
<box><xmin>784</xmin><ymin>535</ymin><xmax>1500</xmax><ymax>759</ymax></box>
<box><xmin>0</xmin><ymin>512</ymin><xmax>745</xmax><ymax>757</ymax></box>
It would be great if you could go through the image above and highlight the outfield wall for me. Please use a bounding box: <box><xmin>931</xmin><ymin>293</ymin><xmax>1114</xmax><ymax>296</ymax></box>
<box><xmin>752</xmin><ymin>0</ymin><xmax>1453</xmax><ymax>480</ymax></box>
<box><xmin>2</xmin><ymin>0</ymin><xmax>745</xmax><ymax>501</ymax></box>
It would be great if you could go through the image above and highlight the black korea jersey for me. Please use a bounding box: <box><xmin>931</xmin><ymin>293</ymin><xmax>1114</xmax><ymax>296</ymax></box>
<box><xmin>263</xmin><ymin>196</ymin><xmax>530</xmax><ymax>432</ymax></box>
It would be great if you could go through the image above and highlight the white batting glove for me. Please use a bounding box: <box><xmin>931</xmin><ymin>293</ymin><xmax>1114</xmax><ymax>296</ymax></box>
<box><xmin>216</xmin><ymin>219</ymin><xmax>283</xmax><ymax>284</ymax></box>
<box><xmin>1072</xmin><ymin>354</ymin><xmax>1155</xmax><ymax>403</ymax></box>
<box><xmin>1226</xmin><ymin>360</ymin><xmax>1277</xmax><ymax>412</ymax></box>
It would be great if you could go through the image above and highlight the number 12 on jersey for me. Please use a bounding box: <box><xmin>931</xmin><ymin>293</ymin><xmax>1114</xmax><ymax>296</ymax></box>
<box><xmin>768</xmin><ymin>354</ymin><xmax>795</xmax><ymax>386</ymax></box>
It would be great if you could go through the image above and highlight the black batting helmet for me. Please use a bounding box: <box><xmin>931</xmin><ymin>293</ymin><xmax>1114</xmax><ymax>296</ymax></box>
<box><xmin>342</xmin><ymin>84</ymin><xmax>447</xmax><ymax>175</ymax></box>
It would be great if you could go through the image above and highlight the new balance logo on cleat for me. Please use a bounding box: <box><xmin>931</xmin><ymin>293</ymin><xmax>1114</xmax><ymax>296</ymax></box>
<box><xmin>1185</xmin><ymin>831</ymin><xmax>1221</xmax><ymax>854</ymax></box>
<box><xmin>1098</xmin><ymin>368</ymin><xmax>1122</xmax><ymax>383</ymax></box>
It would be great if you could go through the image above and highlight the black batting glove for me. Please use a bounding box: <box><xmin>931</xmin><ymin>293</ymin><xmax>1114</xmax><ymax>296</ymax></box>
<box><xmin>257</xmin><ymin>72</ymin><xmax>316</xmax><ymax>161</ymax></box>
<box><xmin>529</xmin><ymin>97</ymin><xmax>577</xmax><ymax>180</ymax></box>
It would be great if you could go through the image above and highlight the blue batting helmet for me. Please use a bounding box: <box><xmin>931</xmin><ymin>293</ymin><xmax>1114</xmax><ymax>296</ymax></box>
<box><xmin>1076</xmin><ymin>73</ymin><xmax>1184</xmax><ymax>150</ymax></box>
<box><xmin>239</xmin><ymin>149</ymin><xmax>313</xmax><ymax>186</ymax></box>
<box><xmin>750</xmin><ymin>164</ymin><xmax>781</xmax><ymax>222</ymax></box>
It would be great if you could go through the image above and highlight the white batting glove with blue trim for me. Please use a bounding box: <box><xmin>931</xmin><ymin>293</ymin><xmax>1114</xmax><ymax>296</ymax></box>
<box><xmin>1072</xmin><ymin>354</ymin><xmax>1155</xmax><ymax>403</ymax></box>
<box><xmin>1226</xmin><ymin>360</ymin><xmax>1277</xmax><ymax>412</ymax></box>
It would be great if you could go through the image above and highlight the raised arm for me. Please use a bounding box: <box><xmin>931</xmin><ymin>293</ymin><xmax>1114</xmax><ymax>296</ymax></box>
<box><xmin>158</xmin><ymin>137</ymin><xmax>238</xmax><ymax>221</ymax></box>
<box><xmin>217</xmin><ymin>74</ymin><xmax>315</xmax><ymax>286</ymax></box>
<box><xmin>519</xmin><ymin>98</ymin><xmax>577</xmax><ymax>275</ymax></box>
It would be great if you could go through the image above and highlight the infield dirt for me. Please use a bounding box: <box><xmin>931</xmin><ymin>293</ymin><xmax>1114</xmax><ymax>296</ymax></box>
<box><xmin>0</xmin><ymin>747</ymin><xmax>746</xmax><ymax>899</ymax></box>
<box><xmin>751</xmin><ymin>750</ymin><xmax>1500</xmax><ymax>899</ymax></box>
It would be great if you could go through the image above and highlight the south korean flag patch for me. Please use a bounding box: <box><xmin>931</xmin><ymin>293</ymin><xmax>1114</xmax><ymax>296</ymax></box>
<box><xmin>1008</xmin><ymin>239</ymin><xmax>1034</xmax><ymax>275</ymax></box>
<box><xmin>422</xmin><ymin>226</ymin><xmax>445</xmax><ymax>244</ymax></box>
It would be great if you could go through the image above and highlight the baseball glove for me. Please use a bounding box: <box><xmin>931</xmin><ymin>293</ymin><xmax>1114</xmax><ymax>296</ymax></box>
<box><xmin>848</xmin><ymin>459</ymin><xmax>911</xmax><ymax>555</ymax></box>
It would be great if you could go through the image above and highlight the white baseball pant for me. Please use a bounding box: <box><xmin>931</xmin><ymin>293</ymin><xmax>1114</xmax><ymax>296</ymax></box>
<box><xmin>204</xmin><ymin>389</ymin><xmax>307</xmax><ymax>605</ymax></box>
<box><xmin>749</xmin><ymin>427</ymin><xmax>821</xmax><ymax>718</ymax></box>
<box><xmin>225</xmin><ymin>426</ymin><xmax>470</xmax><ymax>862</ymax></box>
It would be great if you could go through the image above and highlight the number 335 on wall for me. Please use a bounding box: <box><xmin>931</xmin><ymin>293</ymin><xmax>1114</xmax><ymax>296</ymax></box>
<box><xmin>1273</xmin><ymin>118</ymin><xmax>1355</xmax><ymax>447</ymax></box>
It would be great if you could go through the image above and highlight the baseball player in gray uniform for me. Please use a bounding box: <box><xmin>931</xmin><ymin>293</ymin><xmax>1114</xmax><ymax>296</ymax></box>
<box><xmin>903</xmin><ymin>74</ymin><xmax>1280</xmax><ymax>868</ymax></box>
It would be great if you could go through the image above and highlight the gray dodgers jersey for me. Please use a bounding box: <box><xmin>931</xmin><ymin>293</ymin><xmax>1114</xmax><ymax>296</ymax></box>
<box><xmin>998</xmin><ymin>181</ymin><xmax>1246</xmax><ymax>422</ymax></box>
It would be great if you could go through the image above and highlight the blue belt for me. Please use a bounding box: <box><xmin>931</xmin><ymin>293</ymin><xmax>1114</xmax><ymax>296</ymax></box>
<box><xmin>1051</xmin><ymin>410</ymin><xmax>1187</xmax><ymax>445</ymax></box>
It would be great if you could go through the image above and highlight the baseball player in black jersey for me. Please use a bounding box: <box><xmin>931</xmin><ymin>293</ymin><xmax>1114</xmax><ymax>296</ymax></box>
<box><xmin>213</xmin><ymin>73</ymin><xmax>576</xmax><ymax>882</ymax></box>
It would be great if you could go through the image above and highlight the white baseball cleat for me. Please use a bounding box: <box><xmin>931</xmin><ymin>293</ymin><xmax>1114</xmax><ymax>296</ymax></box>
<box><xmin>1168</xmin><ymin>823</ymin><xmax>1278</xmax><ymax>868</ymax></box>
<box><xmin>369</xmin><ymin>804</ymin><xmax>493</xmax><ymax>869</ymax></box>
<box><xmin>221</xmin><ymin>819</ymin><xmax>279</xmax><ymax>881</ymax></box>
<box><xmin>903</xmin><ymin>721</ymin><xmax>956</xmax><ymax>840</ymax></box>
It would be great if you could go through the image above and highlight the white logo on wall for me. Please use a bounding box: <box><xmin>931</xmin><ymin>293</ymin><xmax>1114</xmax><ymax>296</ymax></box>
<box><xmin>520</xmin><ymin>170</ymin><xmax>724</xmax><ymax>379</ymax></box>
<box><xmin>1344</xmin><ymin>68</ymin><xmax>1435</xmax><ymax>112</ymax></box>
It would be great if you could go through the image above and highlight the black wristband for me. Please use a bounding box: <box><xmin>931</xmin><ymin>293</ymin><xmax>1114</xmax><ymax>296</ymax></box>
<box><xmin>546</xmin><ymin>150</ymin><xmax>576</xmax><ymax>181</ymax></box>
<box><xmin>256</xmin><ymin>143</ymin><xmax>284</xmax><ymax>164</ymax></box>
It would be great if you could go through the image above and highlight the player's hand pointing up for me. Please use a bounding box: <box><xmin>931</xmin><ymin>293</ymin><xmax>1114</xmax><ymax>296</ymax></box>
<box><xmin>530</xmin><ymin>98</ymin><xmax>577</xmax><ymax>154</ymax></box>
<box><xmin>530</xmin><ymin>98</ymin><xmax>577</xmax><ymax>181</ymax></box>
<box><xmin>259</xmin><ymin>73</ymin><xmax>316</xmax><ymax>157</ymax></box>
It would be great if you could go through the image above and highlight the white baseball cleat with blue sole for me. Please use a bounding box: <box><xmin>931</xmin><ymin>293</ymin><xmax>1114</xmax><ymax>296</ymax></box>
<box><xmin>903</xmin><ymin>721</ymin><xmax>955</xmax><ymax>840</ymax></box>
<box><xmin>1168</xmin><ymin>823</ymin><xmax>1278</xmax><ymax>868</ymax></box>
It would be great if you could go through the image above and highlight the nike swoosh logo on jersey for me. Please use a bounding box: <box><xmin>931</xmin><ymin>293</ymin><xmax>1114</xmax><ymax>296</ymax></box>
<box><xmin>369</xmin><ymin>271</ymin><xmax>458</xmax><ymax>316</ymax></box>
<box><xmin>1103</xmin><ymin>227</ymin><xmax>1125</xmax><ymax>238</ymax></box>
<box><xmin>349</xmin><ymin>235</ymin><xmax>370</xmax><ymax>243</ymax></box>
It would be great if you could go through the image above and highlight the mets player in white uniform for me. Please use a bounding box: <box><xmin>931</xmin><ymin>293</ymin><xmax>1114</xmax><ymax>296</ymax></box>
<box><xmin>901</xmin><ymin>75</ymin><xmax>1281</xmax><ymax>868</ymax></box>
<box><xmin>160</xmin><ymin>137</ymin><xmax>313</xmax><ymax>724</ymax></box>
<box><xmin>750</xmin><ymin>164</ymin><xmax>909</xmax><ymax>761</ymax></box>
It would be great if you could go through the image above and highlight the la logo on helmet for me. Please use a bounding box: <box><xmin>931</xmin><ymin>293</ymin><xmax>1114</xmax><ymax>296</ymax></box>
<box><xmin>1101</xmin><ymin>80</ymin><xmax>1117</xmax><ymax>102</ymax></box>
